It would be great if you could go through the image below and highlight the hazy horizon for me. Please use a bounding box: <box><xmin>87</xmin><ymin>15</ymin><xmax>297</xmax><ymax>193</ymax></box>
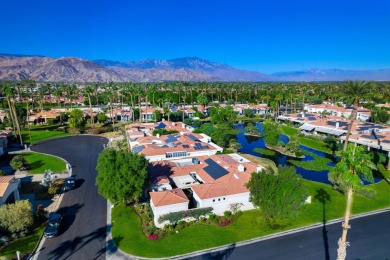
<box><xmin>1</xmin><ymin>1</ymin><xmax>389</xmax><ymax>74</ymax></box>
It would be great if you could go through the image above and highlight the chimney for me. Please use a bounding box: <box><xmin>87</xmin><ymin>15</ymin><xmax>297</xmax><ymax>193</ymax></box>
<box><xmin>182</xmin><ymin>122</ymin><xmax>186</xmax><ymax>129</ymax></box>
<box><xmin>301</xmin><ymin>113</ymin><xmax>305</xmax><ymax>118</ymax></box>
<box><xmin>156</xmin><ymin>133</ymin><xmax>160</xmax><ymax>138</ymax></box>
<box><xmin>172</xmin><ymin>122</ymin><xmax>175</xmax><ymax>126</ymax></box>
<box><xmin>336</xmin><ymin>122</ymin><xmax>339</xmax><ymax>129</ymax></box>
<box><xmin>238</xmin><ymin>164</ymin><xmax>245</xmax><ymax>172</ymax></box>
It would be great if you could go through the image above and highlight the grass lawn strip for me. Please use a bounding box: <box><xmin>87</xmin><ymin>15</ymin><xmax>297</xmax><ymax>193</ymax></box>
<box><xmin>240</xmin><ymin>153</ymin><xmax>278</xmax><ymax>173</ymax></box>
<box><xmin>21</xmin><ymin>152</ymin><xmax>66</xmax><ymax>174</ymax></box>
<box><xmin>288</xmin><ymin>151</ymin><xmax>334</xmax><ymax>171</ymax></box>
<box><xmin>253</xmin><ymin>147</ymin><xmax>276</xmax><ymax>156</ymax></box>
<box><xmin>280</xmin><ymin>125</ymin><xmax>332</xmax><ymax>154</ymax></box>
<box><xmin>112</xmin><ymin>179</ymin><xmax>390</xmax><ymax>258</ymax></box>
<box><xmin>0</xmin><ymin>223</ymin><xmax>45</xmax><ymax>258</ymax></box>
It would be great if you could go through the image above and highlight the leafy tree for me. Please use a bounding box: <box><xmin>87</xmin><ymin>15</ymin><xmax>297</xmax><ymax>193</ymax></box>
<box><xmin>10</xmin><ymin>155</ymin><xmax>28</xmax><ymax>171</ymax></box>
<box><xmin>324</xmin><ymin>135</ymin><xmax>340</xmax><ymax>155</ymax></box>
<box><xmin>209</xmin><ymin>106</ymin><xmax>238</xmax><ymax>126</ymax></box>
<box><xmin>96</xmin><ymin>148</ymin><xmax>149</xmax><ymax>204</ymax></box>
<box><xmin>68</xmin><ymin>108</ymin><xmax>85</xmax><ymax>129</ymax></box>
<box><xmin>229</xmin><ymin>138</ymin><xmax>242</xmax><ymax>152</ymax></box>
<box><xmin>97</xmin><ymin>113</ymin><xmax>109</xmax><ymax>123</ymax></box>
<box><xmin>153</xmin><ymin>110</ymin><xmax>162</xmax><ymax>122</ymax></box>
<box><xmin>371</xmin><ymin>109</ymin><xmax>390</xmax><ymax>124</ymax></box>
<box><xmin>152</xmin><ymin>129</ymin><xmax>179</xmax><ymax>136</ymax></box>
<box><xmin>245</xmin><ymin>123</ymin><xmax>260</xmax><ymax>136</ymax></box>
<box><xmin>246</xmin><ymin>166</ymin><xmax>308</xmax><ymax>223</ymax></box>
<box><xmin>328</xmin><ymin>144</ymin><xmax>376</xmax><ymax>260</ymax></box>
<box><xmin>342</xmin><ymin>80</ymin><xmax>373</xmax><ymax>151</ymax></box>
<box><xmin>0</xmin><ymin>170</ymin><xmax>6</xmax><ymax>176</ymax></box>
<box><xmin>243</xmin><ymin>108</ymin><xmax>255</xmax><ymax>118</ymax></box>
<box><xmin>262</xmin><ymin>119</ymin><xmax>281</xmax><ymax>147</ymax></box>
<box><xmin>0</xmin><ymin>200</ymin><xmax>33</xmax><ymax>233</ymax></box>
<box><xmin>197</xmin><ymin>94</ymin><xmax>208</xmax><ymax>113</ymax></box>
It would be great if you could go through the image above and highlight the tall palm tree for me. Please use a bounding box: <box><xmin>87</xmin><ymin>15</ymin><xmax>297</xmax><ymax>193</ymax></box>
<box><xmin>342</xmin><ymin>80</ymin><xmax>373</xmax><ymax>151</ymax></box>
<box><xmin>328</xmin><ymin>144</ymin><xmax>376</xmax><ymax>260</ymax></box>
<box><xmin>84</xmin><ymin>85</ymin><xmax>95</xmax><ymax>127</ymax></box>
<box><xmin>2</xmin><ymin>83</ymin><xmax>23</xmax><ymax>146</ymax></box>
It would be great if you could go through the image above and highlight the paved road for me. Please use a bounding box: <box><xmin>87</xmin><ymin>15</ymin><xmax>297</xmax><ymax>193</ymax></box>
<box><xmin>31</xmin><ymin>136</ymin><xmax>108</xmax><ymax>260</ymax></box>
<box><xmin>189</xmin><ymin>210</ymin><xmax>390</xmax><ymax>260</ymax></box>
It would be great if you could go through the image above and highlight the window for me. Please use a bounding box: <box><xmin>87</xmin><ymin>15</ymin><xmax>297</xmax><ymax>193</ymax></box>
<box><xmin>223</xmin><ymin>198</ymin><xmax>226</xmax><ymax>200</ymax></box>
<box><xmin>165</xmin><ymin>151</ymin><xmax>187</xmax><ymax>158</ymax></box>
<box><xmin>212</xmin><ymin>199</ymin><xmax>215</xmax><ymax>202</ymax></box>
<box><xmin>218</xmin><ymin>198</ymin><xmax>221</xmax><ymax>201</ymax></box>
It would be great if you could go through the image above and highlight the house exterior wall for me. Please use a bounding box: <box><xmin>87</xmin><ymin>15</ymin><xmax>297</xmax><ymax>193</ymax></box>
<box><xmin>151</xmin><ymin>200</ymin><xmax>189</xmax><ymax>227</ymax></box>
<box><xmin>0</xmin><ymin>180</ymin><xmax>19</xmax><ymax>206</ymax></box>
<box><xmin>192</xmin><ymin>191</ymin><xmax>254</xmax><ymax>215</ymax></box>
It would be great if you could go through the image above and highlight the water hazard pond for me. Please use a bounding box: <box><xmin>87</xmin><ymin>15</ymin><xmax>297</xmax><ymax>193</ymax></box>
<box><xmin>236</xmin><ymin>123</ymin><xmax>381</xmax><ymax>185</ymax></box>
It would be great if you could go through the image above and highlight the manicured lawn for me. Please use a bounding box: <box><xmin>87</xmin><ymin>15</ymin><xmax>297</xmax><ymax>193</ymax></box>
<box><xmin>253</xmin><ymin>147</ymin><xmax>276</xmax><ymax>156</ymax></box>
<box><xmin>0</xmin><ymin>223</ymin><xmax>45</xmax><ymax>258</ymax></box>
<box><xmin>288</xmin><ymin>151</ymin><xmax>334</xmax><ymax>171</ymax></box>
<box><xmin>280</xmin><ymin>125</ymin><xmax>298</xmax><ymax>136</ymax></box>
<box><xmin>22</xmin><ymin>152</ymin><xmax>66</xmax><ymax>174</ymax></box>
<box><xmin>377</xmin><ymin>163</ymin><xmax>390</xmax><ymax>180</ymax></box>
<box><xmin>296</xmin><ymin>137</ymin><xmax>332</xmax><ymax>154</ymax></box>
<box><xmin>21</xmin><ymin>124</ymin><xmax>73</xmax><ymax>145</ymax></box>
<box><xmin>280</xmin><ymin>125</ymin><xmax>332</xmax><ymax>154</ymax></box>
<box><xmin>112</xmin><ymin>179</ymin><xmax>390</xmax><ymax>258</ymax></box>
<box><xmin>240</xmin><ymin>153</ymin><xmax>278</xmax><ymax>173</ymax></box>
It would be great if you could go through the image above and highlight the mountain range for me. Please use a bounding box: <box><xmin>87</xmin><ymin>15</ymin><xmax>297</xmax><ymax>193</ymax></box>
<box><xmin>0</xmin><ymin>53</ymin><xmax>389</xmax><ymax>82</ymax></box>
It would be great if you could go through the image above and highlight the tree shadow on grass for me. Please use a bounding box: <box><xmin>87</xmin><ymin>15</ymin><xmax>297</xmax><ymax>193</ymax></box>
<box><xmin>28</xmin><ymin>160</ymin><xmax>45</xmax><ymax>172</ymax></box>
<box><xmin>315</xmin><ymin>188</ymin><xmax>331</xmax><ymax>260</ymax></box>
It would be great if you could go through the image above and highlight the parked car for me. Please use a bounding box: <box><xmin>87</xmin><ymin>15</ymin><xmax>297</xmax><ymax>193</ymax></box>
<box><xmin>64</xmin><ymin>176</ymin><xmax>76</xmax><ymax>190</ymax></box>
<box><xmin>44</xmin><ymin>213</ymin><xmax>62</xmax><ymax>238</ymax></box>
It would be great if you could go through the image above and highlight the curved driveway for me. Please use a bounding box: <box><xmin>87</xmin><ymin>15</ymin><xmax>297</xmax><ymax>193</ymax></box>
<box><xmin>31</xmin><ymin>135</ymin><xmax>108</xmax><ymax>260</ymax></box>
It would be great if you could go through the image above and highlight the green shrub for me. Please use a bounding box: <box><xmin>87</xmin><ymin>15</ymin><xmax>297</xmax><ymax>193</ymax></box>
<box><xmin>355</xmin><ymin>188</ymin><xmax>376</xmax><ymax>199</ymax></box>
<box><xmin>208</xmin><ymin>213</ymin><xmax>216</xmax><ymax>222</ymax></box>
<box><xmin>224</xmin><ymin>211</ymin><xmax>232</xmax><ymax>218</ymax></box>
<box><xmin>158</xmin><ymin>207</ymin><xmax>213</xmax><ymax>224</ymax></box>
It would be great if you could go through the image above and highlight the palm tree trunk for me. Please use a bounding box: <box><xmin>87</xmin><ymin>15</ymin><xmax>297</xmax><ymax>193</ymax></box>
<box><xmin>6</xmin><ymin>98</ymin><xmax>16</xmax><ymax>133</ymax></box>
<box><xmin>88</xmin><ymin>93</ymin><xmax>94</xmax><ymax>127</ymax></box>
<box><xmin>11</xmin><ymin>101</ymin><xmax>23</xmax><ymax>146</ymax></box>
<box><xmin>26</xmin><ymin>102</ymin><xmax>31</xmax><ymax>140</ymax></box>
<box><xmin>343</xmin><ymin>99</ymin><xmax>358</xmax><ymax>151</ymax></box>
<box><xmin>337</xmin><ymin>187</ymin><xmax>353</xmax><ymax>260</ymax></box>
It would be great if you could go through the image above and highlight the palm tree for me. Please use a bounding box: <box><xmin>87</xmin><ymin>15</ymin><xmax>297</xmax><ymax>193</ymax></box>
<box><xmin>2</xmin><ymin>83</ymin><xmax>23</xmax><ymax>146</ymax></box>
<box><xmin>84</xmin><ymin>85</ymin><xmax>95</xmax><ymax>127</ymax></box>
<box><xmin>328</xmin><ymin>144</ymin><xmax>376</xmax><ymax>260</ymax></box>
<box><xmin>342</xmin><ymin>80</ymin><xmax>373</xmax><ymax>151</ymax></box>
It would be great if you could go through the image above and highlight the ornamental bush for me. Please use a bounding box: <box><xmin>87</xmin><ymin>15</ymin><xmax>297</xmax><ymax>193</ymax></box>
<box><xmin>158</xmin><ymin>207</ymin><xmax>213</xmax><ymax>224</ymax></box>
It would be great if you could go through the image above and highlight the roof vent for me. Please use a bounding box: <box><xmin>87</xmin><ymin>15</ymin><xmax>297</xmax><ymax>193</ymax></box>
<box><xmin>192</xmin><ymin>158</ymin><xmax>199</xmax><ymax>164</ymax></box>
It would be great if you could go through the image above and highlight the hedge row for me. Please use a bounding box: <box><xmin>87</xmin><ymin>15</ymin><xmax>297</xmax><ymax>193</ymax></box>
<box><xmin>158</xmin><ymin>207</ymin><xmax>213</xmax><ymax>224</ymax></box>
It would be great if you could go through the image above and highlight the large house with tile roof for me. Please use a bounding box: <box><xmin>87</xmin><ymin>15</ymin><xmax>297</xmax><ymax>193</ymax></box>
<box><xmin>148</xmin><ymin>153</ymin><xmax>264</xmax><ymax>227</ymax></box>
<box><xmin>304</xmin><ymin>104</ymin><xmax>371</xmax><ymax>122</ymax></box>
<box><xmin>0</xmin><ymin>176</ymin><xmax>20</xmax><ymax>206</ymax></box>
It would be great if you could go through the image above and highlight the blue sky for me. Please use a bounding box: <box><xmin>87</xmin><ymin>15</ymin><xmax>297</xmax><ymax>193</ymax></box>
<box><xmin>0</xmin><ymin>0</ymin><xmax>389</xmax><ymax>73</ymax></box>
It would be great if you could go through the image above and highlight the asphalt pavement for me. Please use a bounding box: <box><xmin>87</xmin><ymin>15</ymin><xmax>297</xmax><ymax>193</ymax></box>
<box><xmin>187</xmin><ymin>210</ymin><xmax>390</xmax><ymax>260</ymax></box>
<box><xmin>31</xmin><ymin>135</ymin><xmax>108</xmax><ymax>260</ymax></box>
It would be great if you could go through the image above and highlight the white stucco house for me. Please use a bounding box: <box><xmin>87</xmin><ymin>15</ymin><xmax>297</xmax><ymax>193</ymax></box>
<box><xmin>0</xmin><ymin>176</ymin><xmax>20</xmax><ymax>206</ymax></box>
<box><xmin>150</xmin><ymin>189</ymin><xmax>189</xmax><ymax>227</ymax></box>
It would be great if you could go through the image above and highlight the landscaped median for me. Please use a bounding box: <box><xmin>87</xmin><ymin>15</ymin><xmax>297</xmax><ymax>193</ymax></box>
<box><xmin>21</xmin><ymin>152</ymin><xmax>66</xmax><ymax>174</ymax></box>
<box><xmin>111</xmin><ymin>179</ymin><xmax>390</xmax><ymax>258</ymax></box>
